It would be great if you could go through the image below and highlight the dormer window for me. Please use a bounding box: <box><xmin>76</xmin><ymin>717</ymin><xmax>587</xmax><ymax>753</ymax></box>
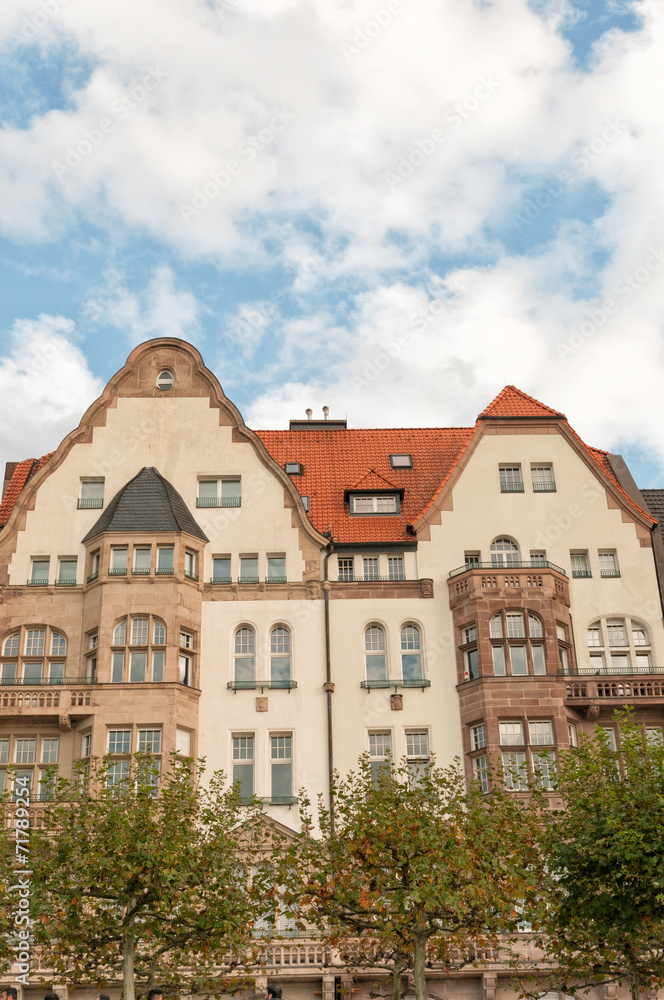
<box><xmin>390</xmin><ymin>454</ymin><xmax>412</xmax><ymax>469</ymax></box>
<box><xmin>285</xmin><ymin>462</ymin><xmax>302</xmax><ymax>475</ymax></box>
<box><xmin>349</xmin><ymin>494</ymin><xmax>399</xmax><ymax>514</ymax></box>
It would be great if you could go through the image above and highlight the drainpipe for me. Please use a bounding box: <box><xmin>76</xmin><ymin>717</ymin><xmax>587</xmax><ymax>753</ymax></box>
<box><xmin>323</xmin><ymin>543</ymin><xmax>335</xmax><ymax>832</ymax></box>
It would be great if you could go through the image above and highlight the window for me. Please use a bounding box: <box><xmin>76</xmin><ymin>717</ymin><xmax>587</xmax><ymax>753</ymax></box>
<box><xmin>530</xmin><ymin>550</ymin><xmax>547</xmax><ymax>565</ymax></box>
<box><xmin>180</xmin><ymin>631</ymin><xmax>193</xmax><ymax>649</ymax></box>
<box><xmin>184</xmin><ymin>550</ymin><xmax>198</xmax><ymax>580</ymax></box>
<box><xmin>532</xmin><ymin>646</ymin><xmax>546</xmax><ymax>675</ymax></box>
<box><xmin>471</xmin><ymin>723</ymin><xmax>487</xmax><ymax>750</ymax></box>
<box><xmin>107</xmin><ymin>761</ymin><xmax>130</xmax><ymax>789</ymax></box>
<box><xmin>388</xmin><ymin>556</ymin><xmax>405</xmax><ymax>580</ymax></box>
<box><xmin>232</xmin><ymin>735</ymin><xmax>254</xmax><ymax>800</ymax></box>
<box><xmin>600</xmin><ymin>726</ymin><xmax>617</xmax><ymax>751</ymax></box>
<box><xmin>15</xmin><ymin>739</ymin><xmax>36</xmax><ymax>764</ymax></box>
<box><xmin>607</xmin><ymin>622</ymin><xmax>627</xmax><ymax>646</ymax></box>
<box><xmin>157</xmin><ymin>546</ymin><xmax>174</xmax><ymax>573</ymax></box>
<box><xmin>301</xmin><ymin>495</ymin><xmax>310</xmax><ymax>512</ymax></box>
<box><xmin>350</xmin><ymin>494</ymin><xmax>399</xmax><ymax>514</ymax></box>
<box><xmin>267</xmin><ymin>556</ymin><xmax>286</xmax><ymax>582</ymax></box>
<box><xmin>112</xmin><ymin>651</ymin><xmax>124</xmax><ymax>683</ymax></box>
<box><xmin>502</xmin><ymin>752</ymin><xmax>528</xmax><ymax>790</ymax></box>
<box><xmin>3</xmin><ymin>633</ymin><xmax>19</xmax><ymax>657</ymax></box>
<box><xmin>213</xmin><ymin>556</ymin><xmax>232</xmax><ymax>583</ymax></box>
<box><xmin>587</xmin><ymin>627</ymin><xmax>602</xmax><ymax>647</ymax></box>
<box><xmin>138</xmin><ymin>729</ymin><xmax>161</xmax><ymax>753</ymax></box>
<box><xmin>338</xmin><ymin>557</ymin><xmax>354</xmax><ymax>581</ymax></box>
<box><xmin>110</xmin><ymin>547</ymin><xmax>128</xmax><ymax>574</ymax></box>
<box><xmin>89</xmin><ymin>549</ymin><xmax>100</xmax><ymax>580</ymax></box>
<box><xmin>176</xmin><ymin>728</ymin><xmax>191</xmax><ymax>756</ymax></box>
<box><xmin>179</xmin><ymin>650</ymin><xmax>191</xmax><ymax>686</ymax></box>
<box><xmin>499</xmin><ymin>722</ymin><xmax>524</xmax><ymax>746</ymax></box>
<box><xmin>39</xmin><ymin>769</ymin><xmax>56</xmax><ymax>801</ymax></box>
<box><xmin>465</xmin><ymin>551</ymin><xmax>481</xmax><ymax>566</ymax></box>
<box><xmin>270</xmin><ymin>626</ymin><xmax>291</xmax><ymax>683</ymax></box>
<box><xmin>108</xmin><ymin>730</ymin><xmax>131</xmax><ymax>754</ymax></box>
<box><xmin>528</xmin><ymin>614</ymin><xmax>543</xmax><ymax>638</ymax></box>
<box><xmin>585</xmin><ymin>617</ymin><xmax>652</xmax><ymax>675</ymax></box>
<box><xmin>490</xmin><ymin>615</ymin><xmax>504</xmax><ymax>639</ymax></box>
<box><xmin>490</xmin><ymin>611</ymin><xmax>550</xmax><ymax>677</ymax></box>
<box><xmin>406</xmin><ymin>731</ymin><xmax>429</xmax><ymax>779</ymax></box>
<box><xmin>463</xmin><ymin>624</ymin><xmax>477</xmax><ymax>644</ymax></box>
<box><xmin>599</xmin><ymin>551</ymin><xmax>619</xmax><ymax>577</ymax></box>
<box><xmin>390</xmin><ymin>454</ymin><xmax>412</xmax><ymax>468</ymax></box>
<box><xmin>30</xmin><ymin>559</ymin><xmax>49</xmax><ymax>585</ymax></box>
<box><xmin>510</xmin><ymin>646</ymin><xmax>528</xmax><ymax>675</ymax></box>
<box><xmin>81</xmin><ymin>734</ymin><xmax>92</xmax><ymax>758</ymax></box>
<box><xmin>240</xmin><ymin>556</ymin><xmax>258</xmax><ymax>583</ymax></box>
<box><xmin>646</xmin><ymin>727</ymin><xmax>663</xmax><ymax>746</ymax></box>
<box><xmin>633</xmin><ymin>626</ymin><xmax>648</xmax><ymax>646</ymax></box>
<box><xmin>154</xmin><ymin>620</ymin><xmax>166</xmax><ymax>644</ymax></box>
<box><xmin>152</xmin><ymin>651</ymin><xmax>164</xmax><ymax>683</ymax></box>
<box><xmin>131</xmin><ymin>618</ymin><xmax>149</xmax><ymax>645</ymax></box>
<box><xmin>532</xmin><ymin>751</ymin><xmax>556</xmax><ymax>790</ymax></box>
<box><xmin>234</xmin><ymin>627</ymin><xmax>256</xmax><ymax>683</ymax></box>
<box><xmin>571</xmin><ymin>552</ymin><xmax>591</xmax><ymax>578</ymax></box>
<box><xmin>111</xmin><ymin>616</ymin><xmax>164</xmax><ymax>683</ymax></box>
<box><xmin>506</xmin><ymin>613</ymin><xmax>525</xmax><ymax>638</ymax></box>
<box><xmin>271</xmin><ymin>735</ymin><xmax>293</xmax><ymax>801</ymax></box>
<box><xmin>156</xmin><ymin>369</ymin><xmax>174</xmax><ymax>390</ymax></box>
<box><xmin>363</xmin><ymin>557</ymin><xmax>379</xmax><ymax>581</ymax></box>
<box><xmin>473</xmin><ymin>755</ymin><xmax>489</xmax><ymax>794</ymax></box>
<box><xmin>130</xmin><ymin>651</ymin><xmax>147</xmax><ymax>683</ymax></box>
<box><xmin>567</xmin><ymin>723</ymin><xmax>578</xmax><ymax>747</ymax></box>
<box><xmin>529</xmin><ymin>721</ymin><xmax>554</xmax><ymax>745</ymax></box>
<box><xmin>26</xmin><ymin>629</ymin><xmax>45</xmax><ymax>655</ymax></box>
<box><xmin>369</xmin><ymin>732</ymin><xmax>391</xmax><ymax>783</ymax></box>
<box><xmin>531</xmin><ymin>465</ymin><xmax>556</xmax><ymax>491</ymax></box>
<box><xmin>88</xmin><ymin>631</ymin><xmax>98</xmax><ymax>649</ymax></box>
<box><xmin>490</xmin><ymin>538</ymin><xmax>520</xmax><ymax>564</ymax></box>
<box><xmin>197</xmin><ymin>478</ymin><xmax>242</xmax><ymax>508</ymax></box>
<box><xmin>42</xmin><ymin>738</ymin><xmax>59</xmax><ymax>763</ymax></box>
<box><xmin>57</xmin><ymin>558</ymin><xmax>77</xmax><ymax>585</ymax></box>
<box><xmin>499</xmin><ymin>467</ymin><xmax>523</xmax><ymax>492</ymax></box>
<box><xmin>51</xmin><ymin>632</ymin><xmax>66</xmax><ymax>656</ymax></box>
<box><xmin>465</xmin><ymin>648</ymin><xmax>479</xmax><ymax>680</ymax></box>
<box><xmin>401</xmin><ymin>625</ymin><xmax>423</xmax><ymax>682</ymax></box>
<box><xmin>285</xmin><ymin>462</ymin><xmax>302</xmax><ymax>475</ymax></box>
<box><xmin>365</xmin><ymin>625</ymin><xmax>387</xmax><ymax>683</ymax></box>
<box><xmin>78</xmin><ymin>479</ymin><xmax>104</xmax><ymax>508</ymax></box>
<box><xmin>133</xmin><ymin>547</ymin><xmax>151</xmax><ymax>574</ymax></box>
<box><xmin>0</xmin><ymin>739</ymin><xmax>8</xmax><ymax>763</ymax></box>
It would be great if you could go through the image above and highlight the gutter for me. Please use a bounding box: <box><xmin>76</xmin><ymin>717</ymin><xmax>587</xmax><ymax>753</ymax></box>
<box><xmin>322</xmin><ymin>543</ymin><xmax>335</xmax><ymax>832</ymax></box>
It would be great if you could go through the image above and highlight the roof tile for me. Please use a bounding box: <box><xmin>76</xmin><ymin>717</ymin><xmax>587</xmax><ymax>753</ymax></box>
<box><xmin>479</xmin><ymin>385</ymin><xmax>564</xmax><ymax>420</ymax></box>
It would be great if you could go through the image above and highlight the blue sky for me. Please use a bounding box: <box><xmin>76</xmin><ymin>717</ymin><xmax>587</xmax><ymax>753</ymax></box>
<box><xmin>1</xmin><ymin>0</ymin><xmax>663</xmax><ymax>488</ymax></box>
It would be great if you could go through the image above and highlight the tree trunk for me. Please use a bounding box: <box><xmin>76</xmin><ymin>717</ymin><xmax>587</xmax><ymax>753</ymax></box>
<box><xmin>628</xmin><ymin>965</ymin><xmax>640</xmax><ymax>1000</ymax></box>
<box><xmin>123</xmin><ymin>899</ymin><xmax>136</xmax><ymax>1000</ymax></box>
<box><xmin>413</xmin><ymin>935</ymin><xmax>427</xmax><ymax>1000</ymax></box>
<box><xmin>391</xmin><ymin>957</ymin><xmax>405</xmax><ymax>1000</ymax></box>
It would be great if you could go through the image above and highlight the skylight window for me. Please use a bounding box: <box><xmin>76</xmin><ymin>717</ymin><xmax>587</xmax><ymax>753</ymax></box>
<box><xmin>390</xmin><ymin>454</ymin><xmax>412</xmax><ymax>469</ymax></box>
<box><xmin>285</xmin><ymin>462</ymin><xmax>303</xmax><ymax>475</ymax></box>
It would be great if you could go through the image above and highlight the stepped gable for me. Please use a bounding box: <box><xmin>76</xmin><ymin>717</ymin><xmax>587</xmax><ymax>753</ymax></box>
<box><xmin>0</xmin><ymin>453</ymin><xmax>53</xmax><ymax>529</ymax></box>
<box><xmin>82</xmin><ymin>466</ymin><xmax>208</xmax><ymax>543</ymax></box>
<box><xmin>479</xmin><ymin>385</ymin><xmax>565</xmax><ymax>420</ymax></box>
<box><xmin>255</xmin><ymin>427</ymin><xmax>474</xmax><ymax>543</ymax></box>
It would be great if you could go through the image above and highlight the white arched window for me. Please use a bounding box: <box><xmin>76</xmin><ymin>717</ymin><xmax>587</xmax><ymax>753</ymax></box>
<box><xmin>365</xmin><ymin>625</ymin><xmax>387</xmax><ymax>682</ymax></box>
<box><xmin>153</xmin><ymin>619</ymin><xmax>166</xmax><ymax>645</ymax></box>
<box><xmin>586</xmin><ymin>617</ymin><xmax>652</xmax><ymax>674</ymax></box>
<box><xmin>3</xmin><ymin>633</ymin><xmax>19</xmax><ymax>657</ymax></box>
<box><xmin>270</xmin><ymin>626</ymin><xmax>291</xmax><ymax>684</ymax></box>
<box><xmin>490</xmin><ymin>537</ymin><xmax>520</xmax><ymax>565</ymax></box>
<box><xmin>111</xmin><ymin>616</ymin><xmax>166</xmax><ymax>683</ymax></box>
<box><xmin>113</xmin><ymin>620</ymin><xmax>126</xmax><ymax>646</ymax></box>
<box><xmin>400</xmin><ymin>624</ymin><xmax>423</xmax><ymax>682</ymax></box>
<box><xmin>1</xmin><ymin>626</ymin><xmax>67</xmax><ymax>684</ymax></box>
<box><xmin>234</xmin><ymin>627</ymin><xmax>256</xmax><ymax>683</ymax></box>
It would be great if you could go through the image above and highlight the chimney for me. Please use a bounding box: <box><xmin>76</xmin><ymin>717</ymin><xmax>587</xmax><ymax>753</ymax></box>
<box><xmin>306</xmin><ymin>408</ymin><xmax>313</xmax><ymax>420</ymax></box>
<box><xmin>322</xmin><ymin>406</ymin><xmax>330</xmax><ymax>420</ymax></box>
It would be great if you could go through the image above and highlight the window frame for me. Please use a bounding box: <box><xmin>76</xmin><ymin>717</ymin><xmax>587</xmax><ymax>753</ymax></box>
<box><xmin>349</xmin><ymin>493</ymin><xmax>400</xmax><ymax>515</ymax></box>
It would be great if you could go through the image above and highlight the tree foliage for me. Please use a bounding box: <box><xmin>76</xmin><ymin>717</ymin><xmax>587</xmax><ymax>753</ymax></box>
<box><xmin>29</xmin><ymin>755</ymin><xmax>277</xmax><ymax>1000</ymax></box>
<box><xmin>531</xmin><ymin>712</ymin><xmax>664</xmax><ymax>1000</ymax></box>
<box><xmin>281</xmin><ymin>755</ymin><xmax>540</xmax><ymax>1000</ymax></box>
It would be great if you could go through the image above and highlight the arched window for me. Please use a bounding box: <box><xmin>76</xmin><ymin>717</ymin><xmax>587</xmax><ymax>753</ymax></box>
<box><xmin>490</xmin><ymin>538</ymin><xmax>520</xmax><ymax>565</ymax></box>
<box><xmin>489</xmin><ymin>610</ymin><xmax>548</xmax><ymax>677</ymax></box>
<box><xmin>586</xmin><ymin>617</ymin><xmax>652</xmax><ymax>674</ymax></box>
<box><xmin>1</xmin><ymin>626</ymin><xmax>67</xmax><ymax>684</ymax></box>
<box><xmin>153</xmin><ymin>619</ymin><xmax>166</xmax><ymax>645</ymax></box>
<box><xmin>111</xmin><ymin>615</ymin><xmax>166</xmax><ymax>683</ymax></box>
<box><xmin>365</xmin><ymin>625</ymin><xmax>387</xmax><ymax>683</ymax></box>
<box><xmin>400</xmin><ymin>624</ymin><xmax>423</xmax><ymax>683</ymax></box>
<box><xmin>270</xmin><ymin>626</ymin><xmax>291</xmax><ymax>684</ymax></box>
<box><xmin>3</xmin><ymin>633</ymin><xmax>19</xmax><ymax>657</ymax></box>
<box><xmin>234</xmin><ymin>627</ymin><xmax>256</xmax><ymax>684</ymax></box>
<box><xmin>113</xmin><ymin>620</ymin><xmax>126</xmax><ymax>646</ymax></box>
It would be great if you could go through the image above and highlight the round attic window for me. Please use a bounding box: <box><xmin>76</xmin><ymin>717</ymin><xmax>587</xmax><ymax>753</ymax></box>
<box><xmin>156</xmin><ymin>369</ymin><xmax>174</xmax><ymax>391</ymax></box>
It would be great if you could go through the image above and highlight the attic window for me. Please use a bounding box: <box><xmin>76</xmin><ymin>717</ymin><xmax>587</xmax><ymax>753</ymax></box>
<box><xmin>301</xmin><ymin>496</ymin><xmax>310</xmax><ymax>511</ymax></box>
<box><xmin>390</xmin><ymin>454</ymin><xmax>412</xmax><ymax>469</ymax></box>
<box><xmin>350</xmin><ymin>494</ymin><xmax>399</xmax><ymax>514</ymax></box>
<box><xmin>156</xmin><ymin>370</ymin><xmax>174</xmax><ymax>391</ymax></box>
<box><xmin>285</xmin><ymin>462</ymin><xmax>302</xmax><ymax>475</ymax></box>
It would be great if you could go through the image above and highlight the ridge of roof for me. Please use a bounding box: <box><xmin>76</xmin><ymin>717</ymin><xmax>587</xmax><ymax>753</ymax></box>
<box><xmin>82</xmin><ymin>467</ymin><xmax>208</xmax><ymax>543</ymax></box>
<box><xmin>349</xmin><ymin>468</ymin><xmax>401</xmax><ymax>491</ymax></box>
<box><xmin>479</xmin><ymin>385</ymin><xmax>565</xmax><ymax>420</ymax></box>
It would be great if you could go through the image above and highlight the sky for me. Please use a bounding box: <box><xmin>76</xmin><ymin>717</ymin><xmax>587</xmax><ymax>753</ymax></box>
<box><xmin>0</xmin><ymin>0</ymin><xmax>663</xmax><ymax>488</ymax></box>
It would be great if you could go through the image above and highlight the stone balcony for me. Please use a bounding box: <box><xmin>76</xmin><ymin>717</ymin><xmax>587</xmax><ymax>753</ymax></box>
<box><xmin>0</xmin><ymin>679</ymin><xmax>95</xmax><ymax>718</ymax></box>
<box><xmin>448</xmin><ymin>560</ymin><xmax>570</xmax><ymax>609</ymax></box>
<box><xmin>564</xmin><ymin>667</ymin><xmax>664</xmax><ymax>713</ymax></box>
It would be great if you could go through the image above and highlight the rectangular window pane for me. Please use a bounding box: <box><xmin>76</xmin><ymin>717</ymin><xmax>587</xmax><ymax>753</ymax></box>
<box><xmin>369</xmin><ymin>732</ymin><xmax>391</xmax><ymax>758</ymax></box>
<box><xmin>646</xmin><ymin>727</ymin><xmax>663</xmax><ymax>746</ymax></box>
<box><xmin>532</xmin><ymin>751</ymin><xmax>556</xmax><ymax>790</ymax></box>
<box><xmin>471</xmin><ymin>724</ymin><xmax>486</xmax><ymax>750</ymax></box>
<box><xmin>463</xmin><ymin>624</ymin><xmax>477</xmax><ymax>644</ymax></box>
<box><xmin>571</xmin><ymin>552</ymin><xmax>590</xmax><ymax>576</ymax></box>
<box><xmin>107</xmin><ymin>761</ymin><xmax>130</xmax><ymax>789</ymax></box>
<box><xmin>532</xmin><ymin>645</ymin><xmax>546</xmax><ymax>675</ymax></box>
<box><xmin>179</xmin><ymin>654</ymin><xmax>190</xmax><ymax>685</ymax></box>
<box><xmin>130</xmin><ymin>652</ymin><xmax>147</xmax><ymax>683</ymax></box>
<box><xmin>601</xmin><ymin>727</ymin><xmax>617</xmax><ymax>751</ymax></box>
<box><xmin>176</xmin><ymin>728</ymin><xmax>191</xmax><ymax>755</ymax></box>
<box><xmin>41</xmin><ymin>739</ymin><xmax>59</xmax><ymax>764</ymax></box>
<box><xmin>492</xmin><ymin>645</ymin><xmax>505</xmax><ymax>674</ymax></box>
<box><xmin>599</xmin><ymin>552</ymin><xmax>617</xmax><ymax>573</ymax></box>
<box><xmin>406</xmin><ymin>732</ymin><xmax>429</xmax><ymax>757</ymax></box>
<box><xmin>111</xmin><ymin>547</ymin><xmax>128</xmax><ymax>570</ymax></box>
<box><xmin>607</xmin><ymin>623</ymin><xmax>627</xmax><ymax>646</ymax></box>
<box><xmin>240</xmin><ymin>557</ymin><xmax>258</xmax><ymax>579</ymax></box>
<box><xmin>490</xmin><ymin>616</ymin><xmax>504</xmax><ymax>638</ymax></box>
<box><xmin>31</xmin><ymin>559</ymin><xmax>49</xmax><ymax>582</ymax></box>
<box><xmin>158</xmin><ymin>547</ymin><xmax>174</xmax><ymax>571</ymax></box>
<box><xmin>213</xmin><ymin>556</ymin><xmax>231</xmax><ymax>580</ymax></box>
<box><xmin>388</xmin><ymin>556</ymin><xmax>404</xmax><ymax>580</ymax></box>
<box><xmin>506</xmin><ymin>613</ymin><xmax>525</xmax><ymax>638</ymax></box>
<box><xmin>1</xmin><ymin>662</ymin><xmax>17</xmax><ymax>682</ymax></box>
<box><xmin>81</xmin><ymin>480</ymin><xmax>104</xmax><ymax>500</ymax></box>
<box><xmin>198</xmin><ymin>480</ymin><xmax>219</xmax><ymax>499</ymax></box>
<box><xmin>465</xmin><ymin>647</ymin><xmax>479</xmax><ymax>680</ymax></box>
<box><xmin>510</xmin><ymin>646</ymin><xmax>528</xmax><ymax>675</ymax></box>
<box><xmin>587</xmin><ymin>627</ymin><xmax>602</xmax><ymax>647</ymax></box>
<box><xmin>131</xmin><ymin>619</ymin><xmax>149</xmax><ymax>644</ymax></box>
<box><xmin>23</xmin><ymin>661</ymin><xmax>43</xmax><ymax>681</ymax></box>
<box><xmin>499</xmin><ymin>722</ymin><xmax>524</xmax><ymax>746</ymax></box>
<box><xmin>235</xmin><ymin>657</ymin><xmax>255</xmax><ymax>682</ymax></box>
<box><xmin>366</xmin><ymin>654</ymin><xmax>387</xmax><ymax>681</ymax></box>
<box><xmin>499</xmin><ymin>467</ymin><xmax>523</xmax><ymax>489</ymax></box>
<box><xmin>134</xmin><ymin>547</ymin><xmax>151</xmax><ymax>570</ymax></box>
<box><xmin>531</xmin><ymin>466</ymin><xmax>554</xmax><ymax>488</ymax></box>
<box><xmin>26</xmin><ymin>629</ymin><xmax>45</xmax><ymax>655</ymax></box>
<box><xmin>138</xmin><ymin>729</ymin><xmax>161</xmax><ymax>752</ymax></box>
<box><xmin>0</xmin><ymin>740</ymin><xmax>9</xmax><ymax>764</ymax></box>
<box><xmin>529</xmin><ymin>721</ymin><xmax>554</xmax><ymax>745</ymax></box>
<box><xmin>363</xmin><ymin>557</ymin><xmax>379</xmax><ymax>580</ymax></box>
<box><xmin>271</xmin><ymin>763</ymin><xmax>292</xmax><ymax>799</ymax></box>
<box><xmin>473</xmin><ymin>755</ymin><xmax>489</xmax><ymax>793</ymax></box>
<box><xmin>108</xmin><ymin>730</ymin><xmax>131</xmax><ymax>754</ymax></box>
<box><xmin>267</xmin><ymin>556</ymin><xmax>286</xmax><ymax>579</ymax></box>
<box><xmin>402</xmin><ymin>653</ymin><xmax>423</xmax><ymax>682</ymax></box>
<box><xmin>111</xmin><ymin>652</ymin><xmax>124</xmax><ymax>683</ymax></box>
<box><xmin>271</xmin><ymin>657</ymin><xmax>291</xmax><ymax>682</ymax></box>
<box><xmin>567</xmin><ymin>723</ymin><xmax>578</xmax><ymax>747</ymax></box>
<box><xmin>375</xmin><ymin>496</ymin><xmax>397</xmax><ymax>512</ymax></box>
<box><xmin>15</xmin><ymin>739</ymin><xmax>36</xmax><ymax>763</ymax></box>
<box><xmin>611</xmin><ymin>653</ymin><xmax>630</xmax><ymax>671</ymax></box>
<box><xmin>338</xmin><ymin>557</ymin><xmax>354</xmax><ymax>581</ymax></box>
<box><xmin>152</xmin><ymin>651</ymin><xmax>164</xmax><ymax>683</ymax></box>
<box><xmin>502</xmin><ymin>751</ymin><xmax>528</xmax><ymax>790</ymax></box>
<box><xmin>58</xmin><ymin>559</ymin><xmax>77</xmax><ymax>582</ymax></box>
<box><xmin>222</xmin><ymin>479</ymin><xmax>241</xmax><ymax>499</ymax></box>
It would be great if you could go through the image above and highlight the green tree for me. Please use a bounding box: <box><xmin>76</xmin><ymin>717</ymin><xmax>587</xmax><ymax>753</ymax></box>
<box><xmin>281</xmin><ymin>755</ymin><xmax>540</xmax><ymax>1000</ymax></box>
<box><xmin>30</xmin><ymin>754</ymin><xmax>277</xmax><ymax>1000</ymax></box>
<box><xmin>531</xmin><ymin>712</ymin><xmax>664</xmax><ymax>1000</ymax></box>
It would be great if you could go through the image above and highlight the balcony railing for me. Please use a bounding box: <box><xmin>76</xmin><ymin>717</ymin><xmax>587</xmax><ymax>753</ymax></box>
<box><xmin>266</xmin><ymin>576</ymin><xmax>287</xmax><ymax>584</ymax></box>
<box><xmin>132</xmin><ymin>567</ymin><xmax>151</xmax><ymax>575</ymax></box>
<box><xmin>572</xmin><ymin>569</ymin><xmax>592</xmax><ymax>578</ymax></box>
<box><xmin>600</xmin><ymin>569</ymin><xmax>621</xmax><ymax>578</ymax></box>
<box><xmin>532</xmin><ymin>482</ymin><xmax>556</xmax><ymax>492</ymax></box>
<box><xmin>77</xmin><ymin>497</ymin><xmax>103</xmax><ymax>509</ymax></box>
<box><xmin>55</xmin><ymin>578</ymin><xmax>77</xmax><ymax>586</ymax></box>
<box><xmin>0</xmin><ymin>676</ymin><xmax>98</xmax><ymax>686</ymax></box>
<box><xmin>227</xmin><ymin>679</ymin><xmax>298</xmax><ymax>692</ymax></box>
<box><xmin>360</xmin><ymin>678</ymin><xmax>431</xmax><ymax>690</ymax></box>
<box><xmin>211</xmin><ymin>576</ymin><xmax>232</xmax><ymax>584</ymax></box>
<box><xmin>449</xmin><ymin>560</ymin><xmax>567</xmax><ymax>578</ymax></box>
<box><xmin>87</xmin><ymin>570</ymin><xmax>99</xmax><ymax>582</ymax></box>
<box><xmin>562</xmin><ymin>665</ymin><xmax>664</xmax><ymax>676</ymax></box>
<box><xmin>196</xmin><ymin>497</ymin><xmax>242</xmax><ymax>508</ymax></box>
<box><xmin>26</xmin><ymin>578</ymin><xmax>49</xmax><ymax>586</ymax></box>
<box><xmin>338</xmin><ymin>574</ymin><xmax>407</xmax><ymax>582</ymax></box>
<box><xmin>184</xmin><ymin>571</ymin><xmax>199</xmax><ymax>581</ymax></box>
<box><xmin>108</xmin><ymin>568</ymin><xmax>127</xmax><ymax>576</ymax></box>
<box><xmin>500</xmin><ymin>481</ymin><xmax>524</xmax><ymax>492</ymax></box>
<box><xmin>239</xmin><ymin>576</ymin><xmax>259</xmax><ymax>584</ymax></box>
<box><xmin>260</xmin><ymin>796</ymin><xmax>299</xmax><ymax>806</ymax></box>
<box><xmin>156</xmin><ymin>567</ymin><xmax>174</xmax><ymax>575</ymax></box>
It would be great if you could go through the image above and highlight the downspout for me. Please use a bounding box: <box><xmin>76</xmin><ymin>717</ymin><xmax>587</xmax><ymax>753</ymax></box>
<box><xmin>323</xmin><ymin>543</ymin><xmax>335</xmax><ymax>832</ymax></box>
<box><xmin>649</xmin><ymin>522</ymin><xmax>664</xmax><ymax>620</ymax></box>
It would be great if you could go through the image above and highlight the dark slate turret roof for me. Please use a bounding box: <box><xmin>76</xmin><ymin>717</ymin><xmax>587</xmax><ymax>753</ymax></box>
<box><xmin>82</xmin><ymin>467</ymin><xmax>208</xmax><ymax>543</ymax></box>
<box><xmin>642</xmin><ymin>490</ymin><xmax>664</xmax><ymax>544</ymax></box>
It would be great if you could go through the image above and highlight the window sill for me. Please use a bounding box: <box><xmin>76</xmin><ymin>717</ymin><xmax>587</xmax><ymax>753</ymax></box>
<box><xmin>227</xmin><ymin>680</ymin><xmax>297</xmax><ymax>692</ymax></box>
<box><xmin>361</xmin><ymin>679</ymin><xmax>431</xmax><ymax>690</ymax></box>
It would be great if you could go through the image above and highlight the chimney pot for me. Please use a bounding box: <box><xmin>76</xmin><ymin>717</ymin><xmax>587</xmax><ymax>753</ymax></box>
<box><xmin>306</xmin><ymin>408</ymin><xmax>313</xmax><ymax>420</ymax></box>
<box><xmin>323</xmin><ymin>406</ymin><xmax>330</xmax><ymax>420</ymax></box>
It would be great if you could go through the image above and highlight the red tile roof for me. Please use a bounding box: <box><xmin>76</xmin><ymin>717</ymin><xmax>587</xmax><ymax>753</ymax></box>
<box><xmin>479</xmin><ymin>385</ymin><xmax>564</xmax><ymax>420</ymax></box>
<box><xmin>0</xmin><ymin>454</ymin><xmax>53</xmax><ymax>529</ymax></box>
<box><xmin>257</xmin><ymin>427</ymin><xmax>474</xmax><ymax>542</ymax></box>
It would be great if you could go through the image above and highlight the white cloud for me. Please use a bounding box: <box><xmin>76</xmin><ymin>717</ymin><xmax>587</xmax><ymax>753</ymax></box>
<box><xmin>0</xmin><ymin>315</ymin><xmax>103</xmax><ymax>478</ymax></box>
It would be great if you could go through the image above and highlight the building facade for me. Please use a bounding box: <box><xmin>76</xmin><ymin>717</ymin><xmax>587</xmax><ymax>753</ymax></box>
<box><xmin>1</xmin><ymin>337</ymin><xmax>663</xmax><ymax>1000</ymax></box>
